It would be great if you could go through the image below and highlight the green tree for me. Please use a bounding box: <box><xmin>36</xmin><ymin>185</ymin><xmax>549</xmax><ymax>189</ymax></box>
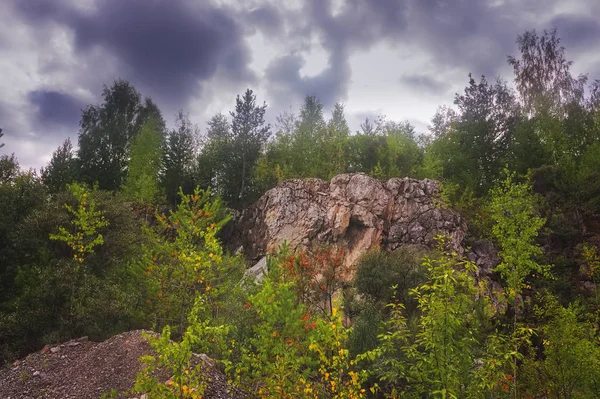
<box><xmin>508</xmin><ymin>28</ymin><xmax>586</xmax><ymax>117</ymax></box>
<box><xmin>0</xmin><ymin>153</ymin><xmax>19</xmax><ymax>183</ymax></box>
<box><xmin>1</xmin><ymin>185</ymin><xmax>151</xmax><ymax>363</ymax></box>
<box><xmin>49</xmin><ymin>183</ymin><xmax>109</xmax><ymax>265</ymax></box>
<box><xmin>143</xmin><ymin>187</ymin><xmax>232</xmax><ymax>334</ymax></box>
<box><xmin>201</xmin><ymin>90</ymin><xmax>270</xmax><ymax>208</ymax></box>
<box><xmin>41</xmin><ymin>138</ymin><xmax>77</xmax><ymax>193</ymax></box>
<box><xmin>77</xmin><ymin>80</ymin><xmax>165</xmax><ymax>190</ymax></box>
<box><xmin>0</xmin><ymin>163</ymin><xmax>46</xmax><ymax>305</ymax></box>
<box><xmin>372</xmin><ymin>120</ymin><xmax>423</xmax><ymax>179</ymax></box>
<box><xmin>489</xmin><ymin>169</ymin><xmax>549</xmax><ymax>397</ymax></box>
<box><xmin>520</xmin><ymin>297</ymin><xmax>600</xmax><ymax>398</ymax></box>
<box><xmin>122</xmin><ymin>118</ymin><xmax>164</xmax><ymax>206</ymax></box>
<box><xmin>363</xmin><ymin>238</ymin><xmax>493</xmax><ymax>398</ymax></box>
<box><xmin>163</xmin><ymin>112</ymin><xmax>198</xmax><ymax>206</ymax></box>
<box><xmin>443</xmin><ymin>75</ymin><xmax>520</xmax><ymax>195</ymax></box>
<box><xmin>196</xmin><ymin>113</ymin><xmax>230</xmax><ymax>191</ymax></box>
<box><xmin>228</xmin><ymin>89</ymin><xmax>270</xmax><ymax>206</ymax></box>
<box><xmin>294</xmin><ymin>95</ymin><xmax>327</xmax><ymax>177</ymax></box>
<box><xmin>324</xmin><ymin>102</ymin><xmax>350</xmax><ymax>177</ymax></box>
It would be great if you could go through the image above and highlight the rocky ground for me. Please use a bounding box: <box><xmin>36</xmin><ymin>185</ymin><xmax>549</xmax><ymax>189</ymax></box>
<box><xmin>0</xmin><ymin>330</ymin><xmax>244</xmax><ymax>399</ymax></box>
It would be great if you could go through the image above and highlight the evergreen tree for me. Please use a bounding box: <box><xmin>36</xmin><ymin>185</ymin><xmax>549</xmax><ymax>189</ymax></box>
<box><xmin>292</xmin><ymin>95</ymin><xmax>327</xmax><ymax>177</ymax></box>
<box><xmin>453</xmin><ymin>75</ymin><xmax>519</xmax><ymax>194</ymax></box>
<box><xmin>196</xmin><ymin>113</ymin><xmax>231</xmax><ymax>193</ymax></box>
<box><xmin>228</xmin><ymin>89</ymin><xmax>270</xmax><ymax>206</ymax></box>
<box><xmin>328</xmin><ymin>102</ymin><xmax>350</xmax><ymax>137</ymax></box>
<box><xmin>41</xmin><ymin>138</ymin><xmax>77</xmax><ymax>193</ymax></box>
<box><xmin>122</xmin><ymin>118</ymin><xmax>164</xmax><ymax>205</ymax></box>
<box><xmin>163</xmin><ymin>111</ymin><xmax>197</xmax><ymax>206</ymax></box>
<box><xmin>205</xmin><ymin>112</ymin><xmax>231</xmax><ymax>141</ymax></box>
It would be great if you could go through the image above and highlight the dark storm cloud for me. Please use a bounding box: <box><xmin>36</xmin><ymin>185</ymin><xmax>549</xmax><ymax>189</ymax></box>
<box><xmin>265</xmin><ymin>0</ymin><xmax>522</xmax><ymax>107</ymax></box>
<box><xmin>15</xmin><ymin>0</ymin><xmax>255</xmax><ymax>105</ymax></box>
<box><xmin>265</xmin><ymin>50</ymin><xmax>350</xmax><ymax>108</ymax></box>
<box><xmin>28</xmin><ymin>90</ymin><xmax>84</xmax><ymax>129</ymax></box>
<box><xmin>550</xmin><ymin>14</ymin><xmax>600</xmax><ymax>52</ymax></box>
<box><xmin>265</xmin><ymin>0</ymin><xmax>407</xmax><ymax>108</ymax></box>
<box><xmin>306</xmin><ymin>0</ymin><xmax>408</xmax><ymax>49</ymax></box>
<box><xmin>248</xmin><ymin>5</ymin><xmax>284</xmax><ymax>36</ymax></box>
<box><xmin>399</xmin><ymin>74</ymin><xmax>451</xmax><ymax>95</ymax></box>
<box><xmin>292</xmin><ymin>0</ymin><xmax>598</xmax><ymax>104</ymax></box>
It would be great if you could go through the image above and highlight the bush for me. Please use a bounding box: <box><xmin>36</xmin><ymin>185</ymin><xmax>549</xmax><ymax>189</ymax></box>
<box><xmin>354</xmin><ymin>247</ymin><xmax>427</xmax><ymax>316</ymax></box>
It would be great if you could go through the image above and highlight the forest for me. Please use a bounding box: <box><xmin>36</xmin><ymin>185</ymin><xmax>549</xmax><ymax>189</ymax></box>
<box><xmin>1</xmin><ymin>28</ymin><xmax>600</xmax><ymax>398</ymax></box>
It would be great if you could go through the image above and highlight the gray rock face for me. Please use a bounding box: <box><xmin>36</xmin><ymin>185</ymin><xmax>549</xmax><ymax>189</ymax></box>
<box><xmin>231</xmin><ymin>173</ymin><xmax>467</xmax><ymax>265</ymax></box>
<box><xmin>244</xmin><ymin>256</ymin><xmax>268</xmax><ymax>283</ymax></box>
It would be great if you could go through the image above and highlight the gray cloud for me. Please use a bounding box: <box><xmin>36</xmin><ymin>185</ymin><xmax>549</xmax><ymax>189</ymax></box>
<box><xmin>2</xmin><ymin>0</ymin><xmax>600</xmax><ymax>170</ymax></box>
<box><xmin>28</xmin><ymin>90</ymin><xmax>85</xmax><ymax>129</ymax></box>
<box><xmin>15</xmin><ymin>0</ymin><xmax>255</xmax><ymax>105</ymax></box>
<box><xmin>248</xmin><ymin>5</ymin><xmax>284</xmax><ymax>37</ymax></box>
<box><xmin>550</xmin><ymin>14</ymin><xmax>600</xmax><ymax>52</ymax></box>
<box><xmin>263</xmin><ymin>0</ymin><xmax>408</xmax><ymax>109</ymax></box>
<box><xmin>399</xmin><ymin>74</ymin><xmax>451</xmax><ymax>95</ymax></box>
<box><xmin>265</xmin><ymin>49</ymin><xmax>350</xmax><ymax>109</ymax></box>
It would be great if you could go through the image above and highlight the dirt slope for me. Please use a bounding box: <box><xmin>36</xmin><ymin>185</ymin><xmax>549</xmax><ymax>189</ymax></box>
<box><xmin>0</xmin><ymin>330</ymin><xmax>243</xmax><ymax>399</ymax></box>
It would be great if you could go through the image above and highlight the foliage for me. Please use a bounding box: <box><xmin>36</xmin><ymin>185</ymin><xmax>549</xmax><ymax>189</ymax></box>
<box><xmin>163</xmin><ymin>111</ymin><xmax>198</xmax><ymax>206</ymax></box>
<box><xmin>362</xmin><ymin>237</ymin><xmax>495</xmax><ymax>398</ymax></box>
<box><xmin>41</xmin><ymin>138</ymin><xmax>78</xmax><ymax>193</ymax></box>
<box><xmin>77</xmin><ymin>79</ymin><xmax>165</xmax><ymax>190</ymax></box>
<box><xmin>1</xmin><ymin>184</ymin><xmax>151</xmax><ymax>362</ymax></box>
<box><xmin>135</xmin><ymin>298</ymin><xmax>229</xmax><ymax>399</ymax></box>
<box><xmin>489</xmin><ymin>168</ymin><xmax>550</xmax><ymax>397</ymax></box>
<box><xmin>581</xmin><ymin>243</ymin><xmax>600</xmax><ymax>284</ymax></box>
<box><xmin>0</xmin><ymin>168</ymin><xmax>47</xmax><ymax>310</ymax></box>
<box><xmin>520</xmin><ymin>294</ymin><xmax>600</xmax><ymax>398</ymax></box>
<box><xmin>280</xmin><ymin>246</ymin><xmax>352</xmax><ymax>316</ymax></box>
<box><xmin>122</xmin><ymin>118</ymin><xmax>165</xmax><ymax>205</ymax></box>
<box><xmin>228</xmin><ymin>249</ymin><xmax>367</xmax><ymax>398</ymax></box>
<box><xmin>353</xmin><ymin>247</ymin><xmax>427</xmax><ymax>314</ymax></box>
<box><xmin>508</xmin><ymin>28</ymin><xmax>586</xmax><ymax>116</ymax></box>
<box><xmin>142</xmin><ymin>187</ymin><xmax>233</xmax><ymax>334</ymax></box>
<box><xmin>200</xmin><ymin>89</ymin><xmax>271</xmax><ymax>208</ymax></box>
<box><xmin>0</xmin><ymin>153</ymin><xmax>20</xmax><ymax>183</ymax></box>
<box><xmin>489</xmin><ymin>169</ymin><xmax>549</xmax><ymax>301</ymax></box>
<box><xmin>49</xmin><ymin>182</ymin><xmax>109</xmax><ymax>264</ymax></box>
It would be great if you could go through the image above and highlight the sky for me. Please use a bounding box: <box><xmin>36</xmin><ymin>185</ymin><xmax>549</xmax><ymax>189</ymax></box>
<box><xmin>1</xmin><ymin>0</ymin><xmax>599</xmax><ymax>170</ymax></box>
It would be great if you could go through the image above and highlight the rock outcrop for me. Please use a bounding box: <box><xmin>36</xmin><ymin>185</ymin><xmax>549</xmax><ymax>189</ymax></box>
<box><xmin>231</xmin><ymin>173</ymin><xmax>467</xmax><ymax>266</ymax></box>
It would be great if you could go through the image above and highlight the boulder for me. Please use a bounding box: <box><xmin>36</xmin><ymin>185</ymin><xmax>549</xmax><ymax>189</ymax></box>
<box><xmin>230</xmin><ymin>173</ymin><xmax>467</xmax><ymax>266</ymax></box>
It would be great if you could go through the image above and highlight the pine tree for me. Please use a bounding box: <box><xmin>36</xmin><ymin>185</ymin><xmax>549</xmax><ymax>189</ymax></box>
<box><xmin>229</xmin><ymin>89</ymin><xmax>270</xmax><ymax>206</ymax></box>
<box><xmin>163</xmin><ymin>111</ymin><xmax>197</xmax><ymax>205</ymax></box>
<box><xmin>122</xmin><ymin>118</ymin><xmax>164</xmax><ymax>206</ymax></box>
<box><xmin>41</xmin><ymin>138</ymin><xmax>77</xmax><ymax>193</ymax></box>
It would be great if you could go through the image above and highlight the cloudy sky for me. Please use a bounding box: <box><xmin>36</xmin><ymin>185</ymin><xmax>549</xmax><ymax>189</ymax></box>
<box><xmin>1</xmin><ymin>0</ymin><xmax>599</xmax><ymax>169</ymax></box>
